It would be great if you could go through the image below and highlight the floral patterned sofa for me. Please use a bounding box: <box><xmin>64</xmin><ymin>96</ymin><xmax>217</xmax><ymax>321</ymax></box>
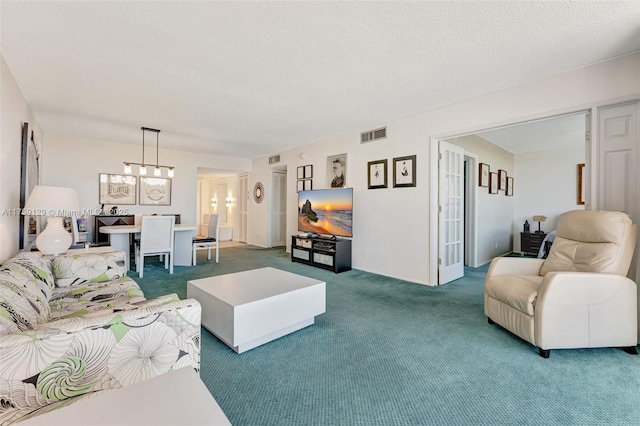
<box><xmin>0</xmin><ymin>250</ymin><xmax>201</xmax><ymax>425</ymax></box>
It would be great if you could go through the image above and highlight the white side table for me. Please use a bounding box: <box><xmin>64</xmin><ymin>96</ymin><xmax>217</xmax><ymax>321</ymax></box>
<box><xmin>20</xmin><ymin>367</ymin><xmax>231</xmax><ymax>425</ymax></box>
<box><xmin>218</xmin><ymin>224</ymin><xmax>233</xmax><ymax>242</ymax></box>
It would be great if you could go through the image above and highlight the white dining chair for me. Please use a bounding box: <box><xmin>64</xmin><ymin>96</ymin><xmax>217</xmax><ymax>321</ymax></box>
<box><xmin>193</xmin><ymin>213</ymin><xmax>219</xmax><ymax>265</ymax></box>
<box><xmin>135</xmin><ymin>215</ymin><xmax>175</xmax><ymax>278</ymax></box>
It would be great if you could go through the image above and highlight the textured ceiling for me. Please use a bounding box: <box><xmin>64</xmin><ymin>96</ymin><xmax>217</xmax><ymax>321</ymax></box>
<box><xmin>477</xmin><ymin>113</ymin><xmax>587</xmax><ymax>154</ymax></box>
<box><xmin>2</xmin><ymin>1</ymin><xmax>639</xmax><ymax>158</ymax></box>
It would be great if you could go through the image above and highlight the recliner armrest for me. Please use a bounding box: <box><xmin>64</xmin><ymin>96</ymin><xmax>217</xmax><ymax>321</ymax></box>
<box><xmin>537</xmin><ymin>271</ymin><xmax>636</xmax><ymax>306</ymax></box>
<box><xmin>486</xmin><ymin>257</ymin><xmax>545</xmax><ymax>278</ymax></box>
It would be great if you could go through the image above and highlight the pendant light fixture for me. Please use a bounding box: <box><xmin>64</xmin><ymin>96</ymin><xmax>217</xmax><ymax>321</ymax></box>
<box><xmin>123</xmin><ymin>127</ymin><xmax>175</xmax><ymax>177</ymax></box>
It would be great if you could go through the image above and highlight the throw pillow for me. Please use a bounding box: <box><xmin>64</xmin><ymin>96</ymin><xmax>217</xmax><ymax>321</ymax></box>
<box><xmin>52</xmin><ymin>251</ymin><xmax>127</xmax><ymax>287</ymax></box>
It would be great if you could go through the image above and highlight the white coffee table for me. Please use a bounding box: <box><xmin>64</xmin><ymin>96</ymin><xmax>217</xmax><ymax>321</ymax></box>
<box><xmin>187</xmin><ymin>267</ymin><xmax>326</xmax><ymax>353</ymax></box>
<box><xmin>20</xmin><ymin>367</ymin><xmax>230</xmax><ymax>425</ymax></box>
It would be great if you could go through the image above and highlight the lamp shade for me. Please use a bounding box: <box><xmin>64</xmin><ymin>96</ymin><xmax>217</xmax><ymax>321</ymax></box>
<box><xmin>23</xmin><ymin>186</ymin><xmax>80</xmax><ymax>255</ymax></box>
<box><xmin>532</xmin><ymin>215</ymin><xmax>547</xmax><ymax>222</ymax></box>
<box><xmin>24</xmin><ymin>185</ymin><xmax>80</xmax><ymax>215</ymax></box>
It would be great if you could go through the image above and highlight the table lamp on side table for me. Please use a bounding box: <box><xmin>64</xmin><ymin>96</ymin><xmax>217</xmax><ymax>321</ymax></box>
<box><xmin>532</xmin><ymin>215</ymin><xmax>547</xmax><ymax>234</ymax></box>
<box><xmin>23</xmin><ymin>185</ymin><xmax>80</xmax><ymax>255</ymax></box>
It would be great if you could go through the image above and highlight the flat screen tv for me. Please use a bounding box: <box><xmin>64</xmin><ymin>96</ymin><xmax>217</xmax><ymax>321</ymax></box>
<box><xmin>298</xmin><ymin>188</ymin><xmax>353</xmax><ymax>238</ymax></box>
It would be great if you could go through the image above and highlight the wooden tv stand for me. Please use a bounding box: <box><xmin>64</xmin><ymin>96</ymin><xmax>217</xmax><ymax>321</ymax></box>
<box><xmin>291</xmin><ymin>235</ymin><xmax>352</xmax><ymax>273</ymax></box>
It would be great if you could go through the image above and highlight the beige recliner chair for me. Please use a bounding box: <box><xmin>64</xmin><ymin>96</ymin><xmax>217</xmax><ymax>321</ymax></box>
<box><xmin>484</xmin><ymin>210</ymin><xmax>638</xmax><ymax>358</ymax></box>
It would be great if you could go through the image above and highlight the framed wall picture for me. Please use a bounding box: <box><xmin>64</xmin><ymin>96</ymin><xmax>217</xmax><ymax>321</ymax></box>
<box><xmin>303</xmin><ymin>179</ymin><xmax>313</xmax><ymax>191</ymax></box>
<box><xmin>327</xmin><ymin>154</ymin><xmax>347</xmax><ymax>188</ymax></box>
<box><xmin>479</xmin><ymin>163</ymin><xmax>490</xmax><ymax>187</ymax></box>
<box><xmin>99</xmin><ymin>173</ymin><xmax>137</xmax><ymax>205</ymax></box>
<box><xmin>297</xmin><ymin>166</ymin><xmax>304</xmax><ymax>179</ymax></box>
<box><xmin>506</xmin><ymin>177</ymin><xmax>514</xmax><ymax>196</ymax></box>
<box><xmin>139</xmin><ymin>177</ymin><xmax>171</xmax><ymax>206</ymax></box>
<box><xmin>304</xmin><ymin>165</ymin><xmax>313</xmax><ymax>178</ymax></box>
<box><xmin>498</xmin><ymin>169</ymin><xmax>507</xmax><ymax>191</ymax></box>
<box><xmin>297</xmin><ymin>180</ymin><xmax>304</xmax><ymax>192</ymax></box>
<box><xmin>367</xmin><ymin>159</ymin><xmax>388</xmax><ymax>189</ymax></box>
<box><xmin>489</xmin><ymin>172</ymin><xmax>498</xmax><ymax>194</ymax></box>
<box><xmin>393</xmin><ymin>155</ymin><xmax>416</xmax><ymax>188</ymax></box>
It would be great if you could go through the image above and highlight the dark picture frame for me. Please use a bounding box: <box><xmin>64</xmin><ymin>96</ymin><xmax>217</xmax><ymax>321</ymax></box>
<box><xmin>303</xmin><ymin>179</ymin><xmax>313</xmax><ymax>191</ymax></box>
<box><xmin>99</xmin><ymin>173</ymin><xmax>137</xmax><ymax>205</ymax></box>
<box><xmin>327</xmin><ymin>154</ymin><xmax>347</xmax><ymax>188</ymax></box>
<box><xmin>489</xmin><ymin>172</ymin><xmax>499</xmax><ymax>194</ymax></box>
<box><xmin>498</xmin><ymin>169</ymin><xmax>508</xmax><ymax>191</ymax></box>
<box><xmin>298</xmin><ymin>165</ymin><xmax>313</xmax><ymax>179</ymax></box>
<box><xmin>139</xmin><ymin>177</ymin><xmax>171</xmax><ymax>206</ymax></box>
<box><xmin>19</xmin><ymin>123</ymin><xmax>41</xmax><ymax>249</ymax></box>
<box><xmin>506</xmin><ymin>177</ymin><xmax>514</xmax><ymax>196</ymax></box>
<box><xmin>367</xmin><ymin>159</ymin><xmax>388</xmax><ymax>189</ymax></box>
<box><xmin>393</xmin><ymin>155</ymin><xmax>416</xmax><ymax>188</ymax></box>
<box><xmin>478</xmin><ymin>163</ymin><xmax>490</xmax><ymax>187</ymax></box>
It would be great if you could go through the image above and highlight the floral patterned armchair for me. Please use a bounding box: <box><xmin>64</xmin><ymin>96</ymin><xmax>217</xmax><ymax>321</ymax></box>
<box><xmin>0</xmin><ymin>251</ymin><xmax>201</xmax><ymax>425</ymax></box>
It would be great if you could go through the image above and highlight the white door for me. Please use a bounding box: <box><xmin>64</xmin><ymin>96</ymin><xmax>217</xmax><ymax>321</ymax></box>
<box><xmin>238</xmin><ymin>174</ymin><xmax>248</xmax><ymax>243</ymax></box>
<box><xmin>597</xmin><ymin>102</ymin><xmax>639</xmax><ymax>335</ymax></box>
<box><xmin>270</xmin><ymin>171</ymin><xmax>287</xmax><ymax>247</ymax></box>
<box><xmin>597</xmin><ymin>102</ymin><xmax>638</xmax><ymax>217</ymax></box>
<box><xmin>439</xmin><ymin>140</ymin><xmax>465</xmax><ymax>284</ymax></box>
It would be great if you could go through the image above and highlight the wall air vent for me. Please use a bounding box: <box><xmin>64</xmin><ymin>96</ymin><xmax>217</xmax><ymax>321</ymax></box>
<box><xmin>360</xmin><ymin>127</ymin><xmax>387</xmax><ymax>144</ymax></box>
<box><xmin>268</xmin><ymin>155</ymin><xmax>281</xmax><ymax>164</ymax></box>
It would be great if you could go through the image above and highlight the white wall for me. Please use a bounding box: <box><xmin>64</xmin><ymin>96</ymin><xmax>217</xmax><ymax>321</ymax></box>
<box><xmin>513</xmin><ymin>147</ymin><xmax>585</xmax><ymax>250</ymax></box>
<box><xmin>0</xmin><ymin>55</ymin><xmax>43</xmax><ymax>261</ymax></box>
<box><xmin>42</xmin><ymin>134</ymin><xmax>250</xmax><ymax>242</ymax></box>
<box><xmin>3</xmin><ymin>53</ymin><xmax>637</xmax><ymax>279</ymax></box>
<box><xmin>247</xmin><ymin>156</ymin><xmax>282</xmax><ymax>248</ymax></box>
<box><xmin>450</xmin><ymin>135</ymin><xmax>515</xmax><ymax>265</ymax></box>
<box><xmin>251</xmin><ymin>53</ymin><xmax>639</xmax><ymax>285</ymax></box>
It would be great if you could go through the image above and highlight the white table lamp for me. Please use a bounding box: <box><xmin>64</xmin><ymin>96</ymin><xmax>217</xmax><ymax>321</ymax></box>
<box><xmin>23</xmin><ymin>185</ymin><xmax>80</xmax><ymax>255</ymax></box>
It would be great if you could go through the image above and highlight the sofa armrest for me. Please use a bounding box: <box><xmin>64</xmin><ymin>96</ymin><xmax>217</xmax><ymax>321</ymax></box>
<box><xmin>535</xmin><ymin>272</ymin><xmax>637</xmax><ymax>349</ymax></box>
<box><xmin>0</xmin><ymin>297</ymin><xmax>201</xmax><ymax>425</ymax></box>
<box><xmin>485</xmin><ymin>257</ymin><xmax>545</xmax><ymax>279</ymax></box>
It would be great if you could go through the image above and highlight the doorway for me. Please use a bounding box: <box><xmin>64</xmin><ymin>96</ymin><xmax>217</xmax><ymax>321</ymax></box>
<box><xmin>270</xmin><ymin>170</ymin><xmax>287</xmax><ymax>247</ymax></box>
<box><xmin>463</xmin><ymin>154</ymin><xmax>478</xmax><ymax>268</ymax></box>
<box><xmin>433</xmin><ymin>110</ymin><xmax>590</xmax><ymax>285</ymax></box>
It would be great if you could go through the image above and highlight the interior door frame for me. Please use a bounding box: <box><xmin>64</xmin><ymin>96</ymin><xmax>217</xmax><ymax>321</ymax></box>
<box><xmin>464</xmin><ymin>153</ymin><xmax>479</xmax><ymax>268</ymax></box>
<box><xmin>238</xmin><ymin>174</ymin><xmax>248</xmax><ymax>243</ymax></box>
<box><xmin>429</xmin><ymin>106</ymin><xmax>597</xmax><ymax>286</ymax></box>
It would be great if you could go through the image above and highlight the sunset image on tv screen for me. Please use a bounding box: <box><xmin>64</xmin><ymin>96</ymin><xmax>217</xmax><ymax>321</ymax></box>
<box><xmin>298</xmin><ymin>188</ymin><xmax>353</xmax><ymax>237</ymax></box>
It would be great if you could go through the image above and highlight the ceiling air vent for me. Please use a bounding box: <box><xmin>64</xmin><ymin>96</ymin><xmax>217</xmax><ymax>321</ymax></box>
<box><xmin>361</xmin><ymin>127</ymin><xmax>387</xmax><ymax>144</ymax></box>
<box><xmin>268</xmin><ymin>154</ymin><xmax>281</xmax><ymax>164</ymax></box>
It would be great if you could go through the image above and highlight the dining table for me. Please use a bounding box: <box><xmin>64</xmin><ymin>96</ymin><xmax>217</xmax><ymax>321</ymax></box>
<box><xmin>99</xmin><ymin>224</ymin><xmax>197</xmax><ymax>271</ymax></box>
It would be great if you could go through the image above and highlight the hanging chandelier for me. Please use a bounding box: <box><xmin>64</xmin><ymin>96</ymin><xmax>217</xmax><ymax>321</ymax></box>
<box><xmin>124</xmin><ymin>127</ymin><xmax>175</xmax><ymax>177</ymax></box>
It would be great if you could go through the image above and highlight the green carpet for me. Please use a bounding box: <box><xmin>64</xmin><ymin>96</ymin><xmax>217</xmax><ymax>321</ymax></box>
<box><xmin>136</xmin><ymin>246</ymin><xmax>640</xmax><ymax>425</ymax></box>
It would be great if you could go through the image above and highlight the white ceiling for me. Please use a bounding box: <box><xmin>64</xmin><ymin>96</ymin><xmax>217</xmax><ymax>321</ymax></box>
<box><xmin>2</xmin><ymin>1</ymin><xmax>639</xmax><ymax>159</ymax></box>
<box><xmin>196</xmin><ymin>167</ymin><xmax>239</xmax><ymax>181</ymax></box>
<box><xmin>476</xmin><ymin>113</ymin><xmax>587</xmax><ymax>154</ymax></box>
